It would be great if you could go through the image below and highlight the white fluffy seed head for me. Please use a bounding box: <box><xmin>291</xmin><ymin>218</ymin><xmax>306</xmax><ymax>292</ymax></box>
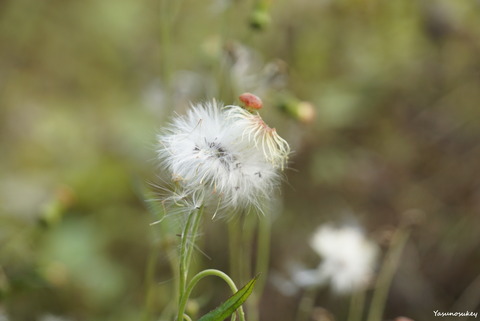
<box><xmin>157</xmin><ymin>100</ymin><xmax>289</xmax><ymax>215</ymax></box>
<box><xmin>226</xmin><ymin>105</ymin><xmax>290</xmax><ymax>170</ymax></box>
<box><xmin>309</xmin><ymin>225</ymin><xmax>379</xmax><ymax>294</ymax></box>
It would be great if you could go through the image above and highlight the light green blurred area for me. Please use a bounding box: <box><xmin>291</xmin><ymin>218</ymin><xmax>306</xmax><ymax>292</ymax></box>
<box><xmin>0</xmin><ymin>1</ymin><xmax>163</xmax><ymax>319</ymax></box>
<box><xmin>1</xmin><ymin>0</ymin><xmax>480</xmax><ymax>320</ymax></box>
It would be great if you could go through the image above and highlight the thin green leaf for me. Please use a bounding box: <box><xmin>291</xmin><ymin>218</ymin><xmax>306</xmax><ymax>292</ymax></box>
<box><xmin>198</xmin><ymin>275</ymin><xmax>259</xmax><ymax>321</ymax></box>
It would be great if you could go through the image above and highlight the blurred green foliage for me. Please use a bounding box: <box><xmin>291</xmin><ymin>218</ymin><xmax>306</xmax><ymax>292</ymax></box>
<box><xmin>1</xmin><ymin>0</ymin><xmax>480</xmax><ymax>320</ymax></box>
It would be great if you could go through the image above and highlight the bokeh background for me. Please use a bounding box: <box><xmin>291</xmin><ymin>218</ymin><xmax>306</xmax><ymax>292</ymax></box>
<box><xmin>1</xmin><ymin>0</ymin><xmax>480</xmax><ymax>320</ymax></box>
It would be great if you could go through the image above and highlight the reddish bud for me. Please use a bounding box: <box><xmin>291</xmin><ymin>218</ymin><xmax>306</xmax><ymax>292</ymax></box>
<box><xmin>239</xmin><ymin>93</ymin><xmax>263</xmax><ymax>110</ymax></box>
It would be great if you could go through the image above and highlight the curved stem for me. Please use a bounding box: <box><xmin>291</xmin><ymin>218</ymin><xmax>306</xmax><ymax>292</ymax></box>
<box><xmin>178</xmin><ymin>269</ymin><xmax>246</xmax><ymax>321</ymax></box>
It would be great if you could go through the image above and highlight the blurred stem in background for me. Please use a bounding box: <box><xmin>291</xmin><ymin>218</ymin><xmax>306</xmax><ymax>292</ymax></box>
<box><xmin>295</xmin><ymin>287</ymin><xmax>317</xmax><ymax>321</ymax></box>
<box><xmin>142</xmin><ymin>188</ymin><xmax>181</xmax><ymax>321</ymax></box>
<box><xmin>214</xmin><ymin>1</ymin><xmax>233</xmax><ymax>102</ymax></box>
<box><xmin>160</xmin><ymin>0</ymin><xmax>172</xmax><ymax>91</ymax></box>
<box><xmin>228</xmin><ymin>212</ymin><xmax>271</xmax><ymax>321</ymax></box>
<box><xmin>347</xmin><ymin>289</ymin><xmax>366</xmax><ymax>321</ymax></box>
<box><xmin>367</xmin><ymin>226</ymin><xmax>411</xmax><ymax>321</ymax></box>
<box><xmin>142</xmin><ymin>240</ymin><xmax>160</xmax><ymax>321</ymax></box>
<box><xmin>249</xmin><ymin>214</ymin><xmax>272</xmax><ymax>321</ymax></box>
<box><xmin>228</xmin><ymin>214</ymin><xmax>251</xmax><ymax>288</ymax></box>
<box><xmin>160</xmin><ymin>0</ymin><xmax>185</xmax><ymax>103</ymax></box>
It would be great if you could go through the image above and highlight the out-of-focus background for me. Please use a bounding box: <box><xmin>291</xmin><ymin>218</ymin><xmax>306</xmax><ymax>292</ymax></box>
<box><xmin>1</xmin><ymin>0</ymin><xmax>480</xmax><ymax>320</ymax></box>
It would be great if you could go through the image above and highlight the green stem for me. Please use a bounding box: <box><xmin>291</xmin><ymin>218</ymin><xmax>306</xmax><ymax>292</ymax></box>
<box><xmin>248</xmin><ymin>215</ymin><xmax>271</xmax><ymax>321</ymax></box>
<box><xmin>228</xmin><ymin>216</ymin><xmax>243</xmax><ymax>283</ymax></box>
<box><xmin>185</xmin><ymin>206</ymin><xmax>204</xmax><ymax>271</ymax></box>
<box><xmin>169</xmin><ymin>245</ymin><xmax>180</xmax><ymax>317</ymax></box>
<box><xmin>254</xmin><ymin>215</ymin><xmax>271</xmax><ymax>296</ymax></box>
<box><xmin>242</xmin><ymin>213</ymin><xmax>256</xmax><ymax>284</ymax></box>
<box><xmin>158</xmin><ymin>301</ymin><xmax>176</xmax><ymax>321</ymax></box>
<box><xmin>241</xmin><ymin>214</ymin><xmax>257</xmax><ymax>320</ymax></box>
<box><xmin>141</xmin><ymin>241</ymin><xmax>160</xmax><ymax>321</ymax></box>
<box><xmin>295</xmin><ymin>287</ymin><xmax>317</xmax><ymax>321</ymax></box>
<box><xmin>228</xmin><ymin>212</ymin><xmax>258</xmax><ymax>320</ymax></box>
<box><xmin>348</xmin><ymin>289</ymin><xmax>366</xmax><ymax>321</ymax></box>
<box><xmin>178</xmin><ymin>206</ymin><xmax>204</xmax><ymax>320</ymax></box>
<box><xmin>179</xmin><ymin>211</ymin><xmax>195</xmax><ymax>299</ymax></box>
<box><xmin>178</xmin><ymin>269</ymin><xmax>246</xmax><ymax>321</ymax></box>
<box><xmin>170</xmin><ymin>0</ymin><xmax>186</xmax><ymax>24</ymax></box>
<box><xmin>160</xmin><ymin>0</ymin><xmax>172</xmax><ymax>86</ymax></box>
<box><xmin>367</xmin><ymin>227</ymin><xmax>411</xmax><ymax>321</ymax></box>
<box><xmin>215</xmin><ymin>2</ymin><xmax>230</xmax><ymax>101</ymax></box>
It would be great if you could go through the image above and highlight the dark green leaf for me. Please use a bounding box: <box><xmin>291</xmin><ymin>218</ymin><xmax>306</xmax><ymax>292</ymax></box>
<box><xmin>197</xmin><ymin>275</ymin><xmax>259</xmax><ymax>321</ymax></box>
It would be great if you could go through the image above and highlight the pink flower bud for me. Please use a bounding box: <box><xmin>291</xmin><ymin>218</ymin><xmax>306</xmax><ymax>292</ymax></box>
<box><xmin>239</xmin><ymin>93</ymin><xmax>263</xmax><ymax>110</ymax></box>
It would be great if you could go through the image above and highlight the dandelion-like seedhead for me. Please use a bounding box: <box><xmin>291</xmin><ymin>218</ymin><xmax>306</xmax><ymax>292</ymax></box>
<box><xmin>311</xmin><ymin>225</ymin><xmax>379</xmax><ymax>294</ymax></box>
<box><xmin>293</xmin><ymin>224</ymin><xmax>379</xmax><ymax>295</ymax></box>
<box><xmin>157</xmin><ymin>100</ymin><xmax>289</xmax><ymax>216</ymax></box>
<box><xmin>153</xmin><ymin>182</ymin><xmax>205</xmax><ymax>218</ymax></box>
<box><xmin>226</xmin><ymin>105</ymin><xmax>290</xmax><ymax>170</ymax></box>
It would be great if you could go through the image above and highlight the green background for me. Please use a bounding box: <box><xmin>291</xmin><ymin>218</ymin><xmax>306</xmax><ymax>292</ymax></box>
<box><xmin>1</xmin><ymin>0</ymin><xmax>479</xmax><ymax>320</ymax></box>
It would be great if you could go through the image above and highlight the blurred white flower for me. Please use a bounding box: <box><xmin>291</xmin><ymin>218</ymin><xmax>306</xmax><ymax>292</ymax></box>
<box><xmin>157</xmin><ymin>100</ymin><xmax>289</xmax><ymax>215</ymax></box>
<box><xmin>294</xmin><ymin>224</ymin><xmax>379</xmax><ymax>294</ymax></box>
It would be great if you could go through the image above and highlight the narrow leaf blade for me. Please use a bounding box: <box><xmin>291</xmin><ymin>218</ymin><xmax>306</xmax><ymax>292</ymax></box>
<box><xmin>198</xmin><ymin>275</ymin><xmax>259</xmax><ymax>321</ymax></box>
